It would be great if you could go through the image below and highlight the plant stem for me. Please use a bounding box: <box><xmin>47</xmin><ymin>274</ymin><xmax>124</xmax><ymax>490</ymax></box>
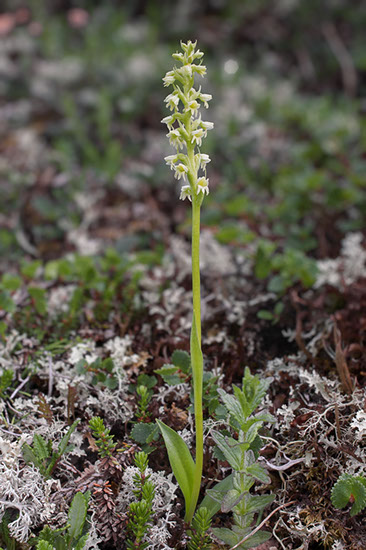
<box><xmin>186</xmin><ymin>195</ymin><xmax>203</xmax><ymax>523</ymax></box>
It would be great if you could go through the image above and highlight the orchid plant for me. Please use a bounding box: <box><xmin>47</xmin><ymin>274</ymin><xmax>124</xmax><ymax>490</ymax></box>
<box><xmin>157</xmin><ymin>40</ymin><xmax>213</xmax><ymax>524</ymax></box>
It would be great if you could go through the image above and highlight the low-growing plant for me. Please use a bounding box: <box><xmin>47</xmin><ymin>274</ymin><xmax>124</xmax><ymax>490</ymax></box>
<box><xmin>126</xmin><ymin>451</ymin><xmax>155</xmax><ymax>549</ymax></box>
<box><xmin>202</xmin><ymin>368</ymin><xmax>275</xmax><ymax>549</ymax></box>
<box><xmin>89</xmin><ymin>416</ymin><xmax>116</xmax><ymax>458</ymax></box>
<box><xmin>155</xmin><ymin>349</ymin><xmax>219</xmax><ymax>414</ymax></box>
<box><xmin>34</xmin><ymin>491</ymin><xmax>90</xmax><ymax>550</ymax></box>
<box><xmin>75</xmin><ymin>356</ymin><xmax>118</xmax><ymax>390</ymax></box>
<box><xmin>22</xmin><ymin>419</ymin><xmax>80</xmax><ymax>479</ymax></box>
<box><xmin>157</xmin><ymin>39</ymin><xmax>213</xmax><ymax>524</ymax></box>
<box><xmin>187</xmin><ymin>507</ymin><xmax>212</xmax><ymax>550</ymax></box>
<box><xmin>331</xmin><ymin>473</ymin><xmax>366</xmax><ymax>516</ymax></box>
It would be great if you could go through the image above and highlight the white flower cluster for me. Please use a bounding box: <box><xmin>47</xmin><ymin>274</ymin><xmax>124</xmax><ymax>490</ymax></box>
<box><xmin>162</xmin><ymin>40</ymin><xmax>213</xmax><ymax>201</ymax></box>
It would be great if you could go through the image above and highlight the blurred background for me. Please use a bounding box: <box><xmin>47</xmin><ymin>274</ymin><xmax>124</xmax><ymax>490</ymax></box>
<box><xmin>0</xmin><ymin>0</ymin><xmax>365</xmax><ymax>339</ymax></box>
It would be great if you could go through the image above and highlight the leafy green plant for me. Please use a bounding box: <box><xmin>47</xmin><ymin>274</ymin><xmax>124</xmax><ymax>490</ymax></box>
<box><xmin>331</xmin><ymin>473</ymin><xmax>366</xmax><ymax>516</ymax></box>
<box><xmin>254</xmin><ymin>239</ymin><xmax>317</xmax><ymax>294</ymax></box>
<box><xmin>22</xmin><ymin>420</ymin><xmax>80</xmax><ymax>479</ymax></box>
<box><xmin>155</xmin><ymin>349</ymin><xmax>219</xmax><ymax>414</ymax></box>
<box><xmin>34</xmin><ymin>491</ymin><xmax>90</xmax><ymax>550</ymax></box>
<box><xmin>187</xmin><ymin>507</ymin><xmax>212</xmax><ymax>550</ymax></box>
<box><xmin>126</xmin><ymin>452</ymin><xmax>155</xmax><ymax>550</ymax></box>
<box><xmin>157</xmin><ymin>40</ymin><xmax>214</xmax><ymax>523</ymax></box>
<box><xmin>0</xmin><ymin>369</ymin><xmax>13</xmax><ymax>399</ymax></box>
<box><xmin>89</xmin><ymin>416</ymin><xmax>116</xmax><ymax>458</ymax></box>
<box><xmin>75</xmin><ymin>356</ymin><xmax>118</xmax><ymax>390</ymax></box>
<box><xmin>202</xmin><ymin>368</ymin><xmax>275</xmax><ymax>549</ymax></box>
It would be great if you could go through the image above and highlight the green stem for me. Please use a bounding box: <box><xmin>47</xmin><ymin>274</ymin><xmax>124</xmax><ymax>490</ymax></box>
<box><xmin>186</xmin><ymin>196</ymin><xmax>203</xmax><ymax>523</ymax></box>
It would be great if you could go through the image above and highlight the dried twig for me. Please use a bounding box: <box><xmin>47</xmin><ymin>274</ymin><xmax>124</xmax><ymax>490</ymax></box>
<box><xmin>333</xmin><ymin>323</ymin><xmax>353</xmax><ymax>394</ymax></box>
<box><xmin>323</xmin><ymin>21</ymin><xmax>357</xmax><ymax>97</ymax></box>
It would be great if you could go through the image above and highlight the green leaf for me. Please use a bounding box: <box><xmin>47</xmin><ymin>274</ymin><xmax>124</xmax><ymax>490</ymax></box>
<box><xmin>331</xmin><ymin>474</ymin><xmax>366</xmax><ymax>516</ymax></box>
<box><xmin>57</xmin><ymin>419</ymin><xmax>80</xmax><ymax>458</ymax></box>
<box><xmin>22</xmin><ymin>443</ymin><xmax>42</xmax><ymax>469</ymax></box>
<box><xmin>257</xmin><ymin>310</ymin><xmax>274</xmax><ymax>320</ymax></box>
<box><xmin>217</xmin><ymin>388</ymin><xmax>245</xmax><ymax>425</ymax></box>
<box><xmin>171</xmin><ymin>350</ymin><xmax>191</xmax><ymax>373</ymax></box>
<box><xmin>212</xmin><ymin>431</ymin><xmax>242</xmax><ymax>471</ymax></box>
<box><xmin>157</xmin><ymin>420</ymin><xmax>195</xmax><ymax>512</ymax></box>
<box><xmin>0</xmin><ymin>290</ymin><xmax>15</xmax><ymax>313</ymax></box>
<box><xmin>154</xmin><ymin>365</ymin><xmax>182</xmax><ymax>385</ymax></box>
<box><xmin>201</xmin><ymin>474</ymin><xmax>234</xmax><ymax>519</ymax></box>
<box><xmin>36</xmin><ymin>541</ymin><xmax>54</xmax><ymax>550</ymax></box>
<box><xmin>246</xmin><ymin>463</ymin><xmax>271</xmax><ymax>484</ymax></box>
<box><xmin>74</xmin><ymin>533</ymin><xmax>89</xmax><ymax>550</ymax></box>
<box><xmin>131</xmin><ymin>422</ymin><xmax>159</xmax><ymax>444</ymax></box>
<box><xmin>245</xmin><ymin>494</ymin><xmax>275</xmax><ymax>514</ymax></box>
<box><xmin>221</xmin><ymin>489</ymin><xmax>243</xmax><ymax>513</ymax></box>
<box><xmin>68</xmin><ymin>492</ymin><xmax>88</xmax><ymax>540</ymax></box>
<box><xmin>211</xmin><ymin>527</ymin><xmax>238</xmax><ymax>547</ymax></box>
<box><xmin>33</xmin><ymin>434</ymin><xmax>51</xmax><ymax>461</ymax></box>
<box><xmin>1</xmin><ymin>274</ymin><xmax>22</xmax><ymax>291</ymax></box>
<box><xmin>28</xmin><ymin>287</ymin><xmax>47</xmax><ymax>315</ymax></box>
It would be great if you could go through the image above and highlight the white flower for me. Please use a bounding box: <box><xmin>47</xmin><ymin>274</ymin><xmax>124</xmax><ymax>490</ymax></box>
<box><xmin>179</xmin><ymin>64</ymin><xmax>192</xmax><ymax>78</ymax></box>
<box><xmin>200</xmin><ymin>120</ymin><xmax>214</xmax><ymax>131</ymax></box>
<box><xmin>193</xmin><ymin>50</ymin><xmax>204</xmax><ymax>60</ymax></box>
<box><xmin>174</xmin><ymin>163</ymin><xmax>188</xmax><ymax>181</ymax></box>
<box><xmin>167</xmin><ymin>129</ymin><xmax>184</xmax><ymax>149</ymax></box>
<box><xmin>187</xmin><ymin>100</ymin><xmax>200</xmax><ymax>116</ymax></box>
<box><xmin>164</xmin><ymin>155</ymin><xmax>178</xmax><ymax>169</ymax></box>
<box><xmin>191</xmin><ymin>128</ymin><xmax>205</xmax><ymax>146</ymax></box>
<box><xmin>199</xmin><ymin>92</ymin><xmax>212</xmax><ymax>107</ymax></box>
<box><xmin>197</xmin><ymin>153</ymin><xmax>211</xmax><ymax>170</ymax></box>
<box><xmin>193</xmin><ymin>64</ymin><xmax>207</xmax><ymax>76</ymax></box>
<box><xmin>164</xmin><ymin>93</ymin><xmax>179</xmax><ymax>111</ymax></box>
<box><xmin>161</xmin><ymin>115</ymin><xmax>175</xmax><ymax>129</ymax></box>
<box><xmin>163</xmin><ymin>70</ymin><xmax>175</xmax><ymax>87</ymax></box>
<box><xmin>180</xmin><ymin>185</ymin><xmax>192</xmax><ymax>201</ymax></box>
<box><xmin>197</xmin><ymin>177</ymin><xmax>209</xmax><ymax>195</ymax></box>
<box><xmin>172</xmin><ymin>52</ymin><xmax>184</xmax><ymax>63</ymax></box>
<box><xmin>181</xmin><ymin>40</ymin><xmax>197</xmax><ymax>53</ymax></box>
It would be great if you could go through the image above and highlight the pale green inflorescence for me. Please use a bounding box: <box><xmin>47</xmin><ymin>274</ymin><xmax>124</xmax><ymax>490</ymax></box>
<box><xmin>162</xmin><ymin>40</ymin><xmax>213</xmax><ymax>202</ymax></box>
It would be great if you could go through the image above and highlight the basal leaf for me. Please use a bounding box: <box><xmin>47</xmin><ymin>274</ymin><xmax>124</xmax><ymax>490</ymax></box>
<box><xmin>157</xmin><ymin>420</ymin><xmax>195</xmax><ymax>512</ymax></box>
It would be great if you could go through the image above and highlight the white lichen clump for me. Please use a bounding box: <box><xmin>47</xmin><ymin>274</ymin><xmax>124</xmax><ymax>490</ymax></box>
<box><xmin>315</xmin><ymin>232</ymin><xmax>366</xmax><ymax>288</ymax></box>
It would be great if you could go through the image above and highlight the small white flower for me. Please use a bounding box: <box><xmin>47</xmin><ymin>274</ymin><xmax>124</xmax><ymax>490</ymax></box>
<box><xmin>197</xmin><ymin>153</ymin><xmax>211</xmax><ymax>170</ymax></box>
<box><xmin>191</xmin><ymin>128</ymin><xmax>205</xmax><ymax>146</ymax></box>
<box><xmin>193</xmin><ymin>50</ymin><xmax>204</xmax><ymax>60</ymax></box>
<box><xmin>163</xmin><ymin>70</ymin><xmax>175</xmax><ymax>87</ymax></box>
<box><xmin>181</xmin><ymin>40</ymin><xmax>197</xmax><ymax>53</ymax></box>
<box><xmin>193</xmin><ymin>65</ymin><xmax>207</xmax><ymax>77</ymax></box>
<box><xmin>180</xmin><ymin>185</ymin><xmax>192</xmax><ymax>201</ymax></box>
<box><xmin>179</xmin><ymin>64</ymin><xmax>193</xmax><ymax>78</ymax></box>
<box><xmin>167</xmin><ymin>129</ymin><xmax>184</xmax><ymax>149</ymax></box>
<box><xmin>161</xmin><ymin>115</ymin><xmax>175</xmax><ymax>129</ymax></box>
<box><xmin>174</xmin><ymin>163</ymin><xmax>188</xmax><ymax>181</ymax></box>
<box><xmin>164</xmin><ymin>155</ymin><xmax>178</xmax><ymax>169</ymax></box>
<box><xmin>187</xmin><ymin>100</ymin><xmax>200</xmax><ymax>116</ymax></box>
<box><xmin>200</xmin><ymin>120</ymin><xmax>214</xmax><ymax>131</ymax></box>
<box><xmin>172</xmin><ymin>52</ymin><xmax>185</xmax><ymax>63</ymax></box>
<box><xmin>197</xmin><ymin>177</ymin><xmax>209</xmax><ymax>195</ymax></box>
<box><xmin>199</xmin><ymin>92</ymin><xmax>212</xmax><ymax>107</ymax></box>
<box><xmin>164</xmin><ymin>93</ymin><xmax>179</xmax><ymax>111</ymax></box>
